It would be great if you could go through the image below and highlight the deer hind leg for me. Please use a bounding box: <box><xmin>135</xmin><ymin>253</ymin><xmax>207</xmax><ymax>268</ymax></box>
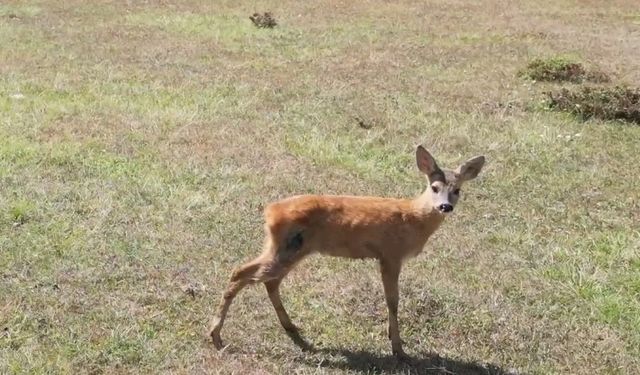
<box><xmin>209</xmin><ymin>227</ymin><xmax>308</xmax><ymax>350</ymax></box>
<box><xmin>265</xmin><ymin>275</ymin><xmax>297</xmax><ymax>333</ymax></box>
<box><xmin>265</xmin><ymin>273</ymin><xmax>315</xmax><ymax>352</ymax></box>
<box><xmin>209</xmin><ymin>255</ymin><xmax>278</xmax><ymax>350</ymax></box>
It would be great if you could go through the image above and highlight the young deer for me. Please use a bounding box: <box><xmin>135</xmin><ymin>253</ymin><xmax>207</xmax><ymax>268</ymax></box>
<box><xmin>209</xmin><ymin>145</ymin><xmax>485</xmax><ymax>358</ymax></box>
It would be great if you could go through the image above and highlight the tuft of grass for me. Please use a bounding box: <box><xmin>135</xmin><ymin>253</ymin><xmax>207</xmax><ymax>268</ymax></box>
<box><xmin>7</xmin><ymin>200</ymin><xmax>34</xmax><ymax>225</ymax></box>
<box><xmin>546</xmin><ymin>86</ymin><xmax>640</xmax><ymax>124</ymax></box>
<box><xmin>519</xmin><ymin>57</ymin><xmax>609</xmax><ymax>83</ymax></box>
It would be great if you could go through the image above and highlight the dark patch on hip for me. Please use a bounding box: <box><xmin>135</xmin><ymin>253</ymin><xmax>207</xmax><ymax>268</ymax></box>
<box><xmin>285</xmin><ymin>231</ymin><xmax>304</xmax><ymax>253</ymax></box>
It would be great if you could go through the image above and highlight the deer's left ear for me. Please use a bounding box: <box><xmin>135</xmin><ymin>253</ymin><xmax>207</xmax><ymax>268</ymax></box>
<box><xmin>456</xmin><ymin>155</ymin><xmax>485</xmax><ymax>181</ymax></box>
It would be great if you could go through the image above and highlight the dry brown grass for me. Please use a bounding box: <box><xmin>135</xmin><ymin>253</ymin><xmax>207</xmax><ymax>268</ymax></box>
<box><xmin>1</xmin><ymin>0</ymin><xmax>640</xmax><ymax>374</ymax></box>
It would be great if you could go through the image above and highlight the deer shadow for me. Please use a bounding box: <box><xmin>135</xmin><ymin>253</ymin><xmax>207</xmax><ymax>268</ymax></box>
<box><xmin>285</xmin><ymin>330</ymin><xmax>518</xmax><ymax>375</ymax></box>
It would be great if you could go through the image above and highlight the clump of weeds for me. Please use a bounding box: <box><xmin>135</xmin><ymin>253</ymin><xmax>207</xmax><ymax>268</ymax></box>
<box><xmin>546</xmin><ymin>85</ymin><xmax>640</xmax><ymax>124</ymax></box>
<box><xmin>520</xmin><ymin>57</ymin><xmax>609</xmax><ymax>83</ymax></box>
<box><xmin>249</xmin><ymin>12</ymin><xmax>277</xmax><ymax>28</ymax></box>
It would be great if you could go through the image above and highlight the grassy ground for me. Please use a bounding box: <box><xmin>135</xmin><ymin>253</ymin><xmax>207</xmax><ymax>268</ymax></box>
<box><xmin>1</xmin><ymin>1</ymin><xmax>639</xmax><ymax>374</ymax></box>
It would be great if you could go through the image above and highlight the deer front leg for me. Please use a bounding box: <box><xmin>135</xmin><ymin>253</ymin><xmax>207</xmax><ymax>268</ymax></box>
<box><xmin>380</xmin><ymin>260</ymin><xmax>407</xmax><ymax>359</ymax></box>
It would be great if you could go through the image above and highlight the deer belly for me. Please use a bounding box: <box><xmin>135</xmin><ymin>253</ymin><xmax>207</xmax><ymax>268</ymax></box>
<box><xmin>315</xmin><ymin>239</ymin><xmax>383</xmax><ymax>259</ymax></box>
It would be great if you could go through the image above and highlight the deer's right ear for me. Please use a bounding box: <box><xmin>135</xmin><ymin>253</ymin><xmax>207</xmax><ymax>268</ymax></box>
<box><xmin>416</xmin><ymin>145</ymin><xmax>439</xmax><ymax>175</ymax></box>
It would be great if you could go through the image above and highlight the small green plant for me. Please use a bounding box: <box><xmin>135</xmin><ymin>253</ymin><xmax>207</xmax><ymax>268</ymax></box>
<box><xmin>520</xmin><ymin>57</ymin><xmax>608</xmax><ymax>83</ymax></box>
<box><xmin>546</xmin><ymin>86</ymin><xmax>640</xmax><ymax>124</ymax></box>
<box><xmin>8</xmin><ymin>200</ymin><xmax>34</xmax><ymax>225</ymax></box>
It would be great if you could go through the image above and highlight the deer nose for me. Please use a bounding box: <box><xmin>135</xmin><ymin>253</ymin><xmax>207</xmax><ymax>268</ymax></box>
<box><xmin>438</xmin><ymin>203</ymin><xmax>453</xmax><ymax>213</ymax></box>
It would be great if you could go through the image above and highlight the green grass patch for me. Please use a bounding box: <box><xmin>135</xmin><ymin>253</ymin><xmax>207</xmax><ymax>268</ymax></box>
<box><xmin>126</xmin><ymin>12</ymin><xmax>256</xmax><ymax>44</ymax></box>
<box><xmin>0</xmin><ymin>4</ymin><xmax>41</xmax><ymax>18</ymax></box>
<box><xmin>285</xmin><ymin>128</ymin><xmax>412</xmax><ymax>183</ymax></box>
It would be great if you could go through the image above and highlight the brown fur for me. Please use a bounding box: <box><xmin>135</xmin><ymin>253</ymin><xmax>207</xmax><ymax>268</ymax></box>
<box><xmin>208</xmin><ymin>146</ymin><xmax>485</xmax><ymax>358</ymax></box>
<box><xmin>265</xmin><ymin>195</ymin><xmax>445</xmax><ymax>260</ymax></box>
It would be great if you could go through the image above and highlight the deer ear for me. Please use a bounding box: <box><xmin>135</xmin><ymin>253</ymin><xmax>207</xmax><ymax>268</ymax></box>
<box><xmin>416</xmin><ymin>145</ymin><xmax>440</xmax><ymax>175</ymax></box>
<box><xmin>456</xmin><ymin>155</ymin><xmax>485</xmax><ymax>181</ymax></box>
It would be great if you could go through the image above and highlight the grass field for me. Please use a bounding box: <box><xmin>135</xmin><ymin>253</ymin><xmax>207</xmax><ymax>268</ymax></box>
<box><xmin>1</xmin><ymin>1</ymin><xmax>639</xmax><ymax>374</ymax></box>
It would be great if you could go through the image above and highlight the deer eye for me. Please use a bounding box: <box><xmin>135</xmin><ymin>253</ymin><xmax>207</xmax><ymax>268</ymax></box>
<box><xmin>453</xmin><ymin>188</ymin><xmax>461</xmax><ymax>195</ymax></box>
<box><xmin>431</xmin><ymin>185</ymin><xmax>439</xmax><ymax>193</ymax></box>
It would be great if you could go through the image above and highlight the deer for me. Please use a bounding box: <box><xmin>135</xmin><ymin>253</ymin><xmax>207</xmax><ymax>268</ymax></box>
<box><xmin>208</xmin><ymin>145</ymin><xmax>486</xmax><ymax>358</ymax></box>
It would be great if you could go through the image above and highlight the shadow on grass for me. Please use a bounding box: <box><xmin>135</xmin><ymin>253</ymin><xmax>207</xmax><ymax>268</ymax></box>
<box><xmin>308</xmin><ymin>347</ymin><xmax>516</xmax><ymax>375</ymax></box>
<box><xmin>286</xmin><ymin>330</ymin><xmax>517</xmax><ymax>375</ymax></box>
